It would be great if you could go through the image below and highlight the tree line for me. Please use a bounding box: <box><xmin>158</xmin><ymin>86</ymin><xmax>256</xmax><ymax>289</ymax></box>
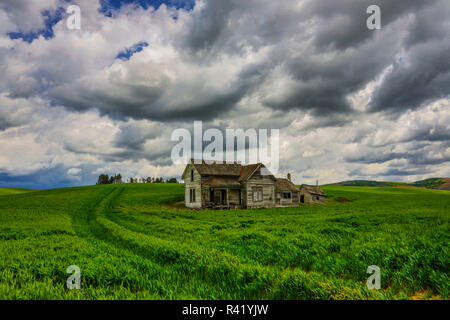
<box><xmin>97</xmin><ymin>174</ymin><xmax>123</xmax><ymax>185</ymax></box>
<box><xmin>129</xmin><ymin>177</ymin><xmax>178</xmax><ymax>183</ymax></box>
<box><xmin>97</xmin><ymin>174</ymin><xmax>177</xmax><ymax>185</ymax></box>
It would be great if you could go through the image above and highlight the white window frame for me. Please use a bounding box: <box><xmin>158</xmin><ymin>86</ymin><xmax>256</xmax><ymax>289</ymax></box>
<box><xmin>190</xmin><ymin>188</ymin><xmax>196</xmax><ymax>203</ymax></box>
<box><xmin>253</xmin><ymin>187</ymin><xmax>263</xmax><ymax>202</ymax></box>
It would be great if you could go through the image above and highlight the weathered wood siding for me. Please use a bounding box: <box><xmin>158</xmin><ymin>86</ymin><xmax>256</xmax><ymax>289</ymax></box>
<box><xmin>276</xmin><ymin>191</ymin><xmax>299</xmax><ymax>207</ymax></box>
<box><xmin>292</xmin><ymin>191</ymin><xmax>299</xmax><ymax>203</ymax></box>
<box><xmin>299</xmin><ymin>189</ymin><xmax>326</xmax><ymax>204</ymax></box>
<box><xmin>184</xmin><ymin>164</ymin><xmax>202</xmax><ymax>208</ymax></box>
<box><xmin>244</xmin><ymin>167</ymin><xmax>275</xmax><ymax>208</ymax></box>
<box><xmin>228</xmin><ymin>189</ymin><xmax>241</xmax><ymax>205</ymax></box>
<box><xmin>201</xmin><ymin>186</ymin><xmax>210</xmax><ymax>206</ymax></box>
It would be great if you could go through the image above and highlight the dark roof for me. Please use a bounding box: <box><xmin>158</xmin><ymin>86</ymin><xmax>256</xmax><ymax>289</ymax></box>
<box><xmin>239</xmin><ymin>164</ymin><xmax>261</xmax><ymax>181</ymax></box>
<box><xmin>202</xmin><ymin>177</ymin><xmax>241</xmax><ymax>187</ymax></box>
<box><xmin>300</xmin><ymin>185</ymin><xmax>327</xmax><ymax>196</ymax></box>
<box><xmin>190</xmin><ymin>160</ymin><xmax>241</xmax><ymax>176</ymax></box>
<box><xmin>275</xmin><ymin>178</ymin><xmax>299</xmax><ymax>191</ymax></box>
<box><xmin>184</xmin><ymin>160</ymin><xmax>275</xmax><ymax>183</ymax></box>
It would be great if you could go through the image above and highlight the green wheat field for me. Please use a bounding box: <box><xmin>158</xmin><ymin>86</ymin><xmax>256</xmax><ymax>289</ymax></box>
<box><xmin>0</xmin><ymin>184</ymin><xmax>448</xmax><ymax>299</ymax></box>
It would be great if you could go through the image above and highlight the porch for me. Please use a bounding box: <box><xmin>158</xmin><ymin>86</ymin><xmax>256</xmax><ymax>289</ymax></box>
<box><xmin>204</xmin><ymin>187</ymin><xmax>243</xmax><ymax>209</ymax></box>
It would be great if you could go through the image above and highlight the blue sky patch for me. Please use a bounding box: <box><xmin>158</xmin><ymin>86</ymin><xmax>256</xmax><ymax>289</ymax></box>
<box><xmin>116</xmin><ymin>41</ymin><xmax>149</xmax><ymax>60</ymax></box>
<box><xmin>100</xmin><ymin>0</ymin><xmax>195</xmax><ymax>17</ymax></box>
<box><xmin>8</xmin><ymin>7</ymin><xmax>66</xmax><ymax>43</ymax></box>
<box><xmin>0</xmin><ymin>166</ymin><xmax>73</xmax><ymax>189</ymax></box>
<box><xmin>8</xmin><ymin>1</ymin><xmax>195</xmax><ymax>42</ymax></box>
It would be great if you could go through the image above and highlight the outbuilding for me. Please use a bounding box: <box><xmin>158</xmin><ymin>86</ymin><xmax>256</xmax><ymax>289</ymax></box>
<box><xmin>275</xmin><ymin>178</ymin><xmax>299</xmax><ymax>207</ymax></box>
<box><xmin>299</xmin><ymin>185</ymin><xmax>327</xmax><ymax>204</ymax></box>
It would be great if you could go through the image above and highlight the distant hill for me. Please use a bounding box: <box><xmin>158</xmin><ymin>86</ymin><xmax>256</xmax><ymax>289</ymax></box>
<box><xmin>327</xmin><ymin>180</ymin><xmax>398</xmax><ymax>187</ymax></box>
<box><xmin>412</xmin><ymin>178</ymin><xmax>450</xmax><ymax>190</ymax></box>
<box><xmin>326</xmin><ymin>178</ymin><xmax>450</xmax><ymax>190</ymax></box>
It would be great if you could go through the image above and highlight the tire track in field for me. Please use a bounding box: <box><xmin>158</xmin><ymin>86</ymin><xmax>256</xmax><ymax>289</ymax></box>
<box><xmin>83</xmin><ymin>191</ymin><xmax>296</xmax><ymax>299</ymax></box>
<box><xmin>70</xmin><ymin>187</ymin><xmax>382</xmax><ymax>299</ymax></box>
<box><xmin>70</xmin><ymin>186</ymin><xmax>124</xmax><ymax>242</ymax></box>
<box><xmin>81</xmin><ymin>188</ymin><xmax>259</xmax><ymax>276</ymax></box>
<box><xmin>68</xmin><ymin>187</ymin><xmax>187</xmax><ymax>297</ymax></box>
<box><xmin>72</xmin><ymin>188</ymin><xmax>231</xmax><ymax>297</ymax></box>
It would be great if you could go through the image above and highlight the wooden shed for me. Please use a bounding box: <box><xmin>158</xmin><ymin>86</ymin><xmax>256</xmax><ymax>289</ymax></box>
<box><xmin>275</xmin><ymin>178</ymin><xmax>299</xmax><ymax>207</ymax></box>
<box><xmin>299</xmin><ymin>185</ymin><xmax>327</xmax><ymax>204</ymax></box>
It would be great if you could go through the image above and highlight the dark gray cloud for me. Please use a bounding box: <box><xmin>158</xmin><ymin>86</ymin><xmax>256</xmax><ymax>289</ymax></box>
<box><xmin>0</xmin><ymin>165</ymin><xmax>85</xmax><ymax>189</ymax></box>
<box><xmin>48</xmin><ymin>59</ymin><xmax>272</xmax><ymax>122</ymax></box>
<box><xmin>299</xmin><ymin>0</ymin><xmax>437</xmax><ymax>51</ymax></box>
<box><xmin>377</xmin><ymin>168</ymin><xmax>434</xmax><ymax>177</ymax></box>
<box><xmin>0</xmin><ymin>119</ymin><xmax>14</xmax><ymax>131</ymax></box>
<box><xmin>180</xmin><ymin>0</ymin><xmax>450</xmax><ymax>117</ymax></box>
<box><xmin>114</xmin><ymin>122</ymin><xmax>162</xmax><ymax>150</ymax></box>
<box><xmin>181</xmin><ymin>0</ymin><xmax>300</xmax><ymax>56</ymax></box>
<box><xmin>345</xmin><ymin>151</ymin><xmax>403</xmax><ymax>164</ymax></box>
<box><xmin>4</xmin><ymin>0</ymin><xmax>449</xmax><ymax>123</ymax></box>
<box><xmin>345</xmin><ymin>141</ymin><xmax>450</xmax><ymax>166</ymax></box>
<box><xmin>348</xmin><ymin>166</ymin><xmax>434</xmax><ymax>178</ymax></box>
<box><xmin>0</xmin><ymin>0</ymin><xmax>449</xmax><ymax>188</ymax></box>
<box><xmin>369</xmin><ymin>41</ymin><xmax>450</xmax><ymax>113</ymax></box>
<box><xmin>264</xmin><ymin>36</ymin><xmax>395</xmax><ymax>114</ymax></box>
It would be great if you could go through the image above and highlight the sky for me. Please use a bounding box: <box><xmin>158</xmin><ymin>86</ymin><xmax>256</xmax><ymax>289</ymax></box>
<box><xmin>0</xmin><ymin>0</ymin><xmax>449</xmax><ymax>189</ymax></box>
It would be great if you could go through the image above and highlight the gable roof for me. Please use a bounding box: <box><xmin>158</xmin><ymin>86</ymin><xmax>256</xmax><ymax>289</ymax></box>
<box><xmin>183</xmin><ymin>160</ymin><xmax>241</xmax><ymax>177</ymax></box>
<box><xmin>238</xmin><ymin>163</ymin><xmax>261</xmax><ymax>181</ymax></box>
<box><xmin>182</xmin><ymin>160</ymin><xmax>276</xmax><ymax>182</ymax></box>
<box><xmin>300</xmin><ymin>184</ymin><xmax>327</xmax><ymax>196</ymax></box>
<box><xmin>275</xmin><ymin>178</ymin><xmax>299</xmax><ymax>191</ymax></box>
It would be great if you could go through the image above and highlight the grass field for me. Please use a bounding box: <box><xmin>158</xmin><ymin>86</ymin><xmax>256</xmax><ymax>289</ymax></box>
<box><xmin>0</xmin><ymin>184</ymin><xmax>448</xmax><ymax>299</ymax></box>
<box><xmin>0</xmin><ymin>188</ymin><xmax>36</xmax><ymax>196</ymax></box>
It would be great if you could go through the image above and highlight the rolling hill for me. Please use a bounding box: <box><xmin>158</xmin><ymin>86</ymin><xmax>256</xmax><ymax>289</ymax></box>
<box><xmin>327</xmin><ymin>178</ymin><xmax>450</xmax><ymax>190</ymax></box>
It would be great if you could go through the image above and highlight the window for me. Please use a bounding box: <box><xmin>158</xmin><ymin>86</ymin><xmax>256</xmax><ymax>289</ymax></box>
<box><xmin>253</xmin><ymin>188</ymin><xmax>263</xmax><ymax>202</ymax></box>
<box><xmin>191</xmin><ymin>169</ymin><xmax>194</xmax><ymax>182</ymax></box>
<box><xmin>283</xmin><ymin>192</ymin><xmax>292</xmax><ymax>199</ymax></box>
<box><xmin>190</xmin><ymin>188</ymin><xmax>196</xmax><ymax>203</ymax></box>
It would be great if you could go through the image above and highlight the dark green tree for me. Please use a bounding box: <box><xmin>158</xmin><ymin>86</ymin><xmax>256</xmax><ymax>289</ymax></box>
<box><xmin>97</xmin><ymin>174</ymin><xmax>109</xmax><ymax>185</ymax></box>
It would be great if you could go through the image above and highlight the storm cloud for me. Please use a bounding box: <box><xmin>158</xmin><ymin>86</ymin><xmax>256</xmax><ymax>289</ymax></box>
<box><xmin>0</xmin><ymin>0</ymin><xmax>449</xmax><ymax>187</ymax></box>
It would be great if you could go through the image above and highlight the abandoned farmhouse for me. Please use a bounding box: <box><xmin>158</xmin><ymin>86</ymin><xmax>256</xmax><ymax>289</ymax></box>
<box><xmin>181</xmin><ymin>160</ymin><xmax>326</xmax><ymax>209</ymax></box>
